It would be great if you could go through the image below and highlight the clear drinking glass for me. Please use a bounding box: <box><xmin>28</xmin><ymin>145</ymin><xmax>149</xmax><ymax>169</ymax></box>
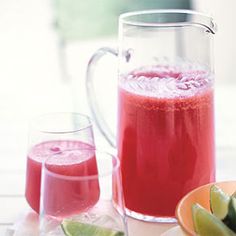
<box><xmin>86</xmin><ymin>10</ymin><xmax>216</xmax><ymax>222</ymax></box>
<box><xmin>25</xmin><ymin>112</ymin><xmax>95</xmax><ymax>214</ymax></box>
<box><xmin>40</xmin><ymin>149</ymin><xmax>128</xmax><ymax>236</ymax></box>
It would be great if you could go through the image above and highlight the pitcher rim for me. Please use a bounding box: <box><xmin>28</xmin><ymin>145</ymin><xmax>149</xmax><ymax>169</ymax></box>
<box><xmin>119</xmin><ymin>9</ymin><xmax>216</xmax><ymax>34</ymax></box>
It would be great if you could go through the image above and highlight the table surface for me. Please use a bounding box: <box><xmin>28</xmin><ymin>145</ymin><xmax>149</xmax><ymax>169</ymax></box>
<box><xmin>1</xmin><ymin>3</ymin><xmax>236</xmax><ymax>234</ymax></box>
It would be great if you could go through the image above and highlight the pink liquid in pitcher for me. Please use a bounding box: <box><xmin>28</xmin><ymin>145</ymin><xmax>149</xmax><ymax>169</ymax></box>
<box><xmin>118</xmin><ymin>65</ymin><xmax>215</xmax><ymax>217</ymax></box>
<box><xmin>25</xmin><ymin>140</ymin><xmax>99</xmax><ymax>215</ymax></box>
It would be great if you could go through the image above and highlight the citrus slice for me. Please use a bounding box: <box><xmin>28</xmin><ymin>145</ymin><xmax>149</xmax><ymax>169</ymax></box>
<box><xmin>231</xmin><ymin>191</ymin><xmax>236</xmax><ymax>198</ymax></box>
<box><xmin>224</xmin><ymin>197</ymin><xmax>236</xmax><ymax>232</ymax></box>
<box><xmin>210</xmin><ymin>185</ymin><xmax>230</xmax><ymax>219</ymax></box>
<box><xmin>192</xmin><ymin>203</ymin><xmax>235</xmax><ymax>236</ymax></box>
<box><xmin>61</xmin><ymin>219</ymin><xmax>125</xmax><ymax>236</ymax></box>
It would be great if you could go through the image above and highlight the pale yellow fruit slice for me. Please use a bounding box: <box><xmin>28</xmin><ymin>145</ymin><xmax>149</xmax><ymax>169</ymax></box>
<box><xmin>210</xmin><ymin>185</ymin><xmax>230</xmax><ymax>220</ymax></box>
<box><xmin>61</xmin><ymin>219</ymin><xmax>125</xmax><ymax>236</ymax></box>
<box><xmin>192</xmin><ymin>203</ymin><xmax>235</xmax><ymax>236</ymax></box>
<box><xmin>224</xmin><ymin>197</ymin><xmax>236</xmax><ymax>232</ymax></box>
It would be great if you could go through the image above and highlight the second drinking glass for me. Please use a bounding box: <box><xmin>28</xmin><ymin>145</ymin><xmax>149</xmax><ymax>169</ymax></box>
<box><xmin>40</xmin><ymin>149</ymin><xmax>127</xmax><ymax>236</ymax></box>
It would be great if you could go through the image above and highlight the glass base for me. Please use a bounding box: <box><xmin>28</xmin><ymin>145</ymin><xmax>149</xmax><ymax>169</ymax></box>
<box><xmin>125</xmin><ymin>208</ymin><xmax>177</xmax><ymax>223</ymax></box>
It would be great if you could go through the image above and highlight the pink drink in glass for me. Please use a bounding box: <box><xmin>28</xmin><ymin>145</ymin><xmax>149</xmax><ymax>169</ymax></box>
<box><xmin>118</xmin><ymin>65</ymin><xmax>215</xmax><ymax>217</ymax></box>
<box><xmin>42</xmin><ymin>149</ymin><xmax>100</xmax><ymax>217</ymax></box>
<box><xmin>25</xmin><ymin>140</ymin><xmax>99</xmax><ymax>214</ymax></box>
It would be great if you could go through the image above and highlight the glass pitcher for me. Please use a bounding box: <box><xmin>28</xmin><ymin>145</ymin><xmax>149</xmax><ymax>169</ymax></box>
<box><xmin>86</xmin><ymin>10</ymin><xmax>216</xmax><ymax>223</ymax></box>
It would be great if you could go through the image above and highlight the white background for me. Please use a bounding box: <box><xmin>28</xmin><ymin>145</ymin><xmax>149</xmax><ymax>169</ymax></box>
<box><xmin>0</xmin><ymin>0</ymin><xmax>236</xmax><ymax>235</ymax></box>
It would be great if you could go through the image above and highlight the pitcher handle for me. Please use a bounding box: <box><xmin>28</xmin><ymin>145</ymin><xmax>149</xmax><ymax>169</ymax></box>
<box><xmin>86</xmin><ymin>47</ymin><xmax>118</xmax><ymax>148</ymax></box>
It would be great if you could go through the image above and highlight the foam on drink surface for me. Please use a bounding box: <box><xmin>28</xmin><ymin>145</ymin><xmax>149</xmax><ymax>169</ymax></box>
<box><xmin>46</xmin><ymin>149</ymin><xmax>95</xmax><ymax>166</ymax></box>
<box><xmin>28</xmin><ymin>140</ymin><xmax>93</xmax><ymax>164</ymax></box>
<box><xmin>119</xmin><ymin>65</ymin><xmax>213</xmax><ymax>99</ymax></box>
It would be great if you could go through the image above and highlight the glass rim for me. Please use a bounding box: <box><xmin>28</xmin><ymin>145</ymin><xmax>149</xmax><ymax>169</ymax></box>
<box><xmin>42</xmin><ymin>149</ymin><xmax>120</xmax><ymax>181</ymax></box>
<box><xmin>119</xmin><ymin>9</ymin><xmax>216</xmax><ymax>34</ymax></box>
<box><xmin>30</xmin><ymin>112</ymin><xmax>93</xmax><ymax>134</ymax></box>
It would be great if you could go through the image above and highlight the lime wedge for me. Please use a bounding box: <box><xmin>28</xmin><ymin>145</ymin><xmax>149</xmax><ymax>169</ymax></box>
<box><xmin>192</xmin><ymin>203</ymin><xmax>235</xmax><ymax>236</ymax></box>
<box><xmin>210</xmin><ymin>185</ymin><xmax>230</xmax><ymax>220</ymax></box>
<box><xmin>61</xmin><ymin>219</ymin><xmax>125</xmax><ymax>236</ymax></box>
<box><xmin>231</xmin><ymin>191</ymin><xmax>236</xmax><ymax>198</ymax></box>
<box><xmin>224</xmin><ymin>197</ymin><xmax>236</xmax><ymax>232</ymax></box>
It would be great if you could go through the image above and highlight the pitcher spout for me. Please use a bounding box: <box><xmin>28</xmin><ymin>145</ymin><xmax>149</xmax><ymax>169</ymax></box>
<box><xmin>187</xmin><ymin>10</ymin><xmax>217</xmax><ymax>34</ymax></box>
